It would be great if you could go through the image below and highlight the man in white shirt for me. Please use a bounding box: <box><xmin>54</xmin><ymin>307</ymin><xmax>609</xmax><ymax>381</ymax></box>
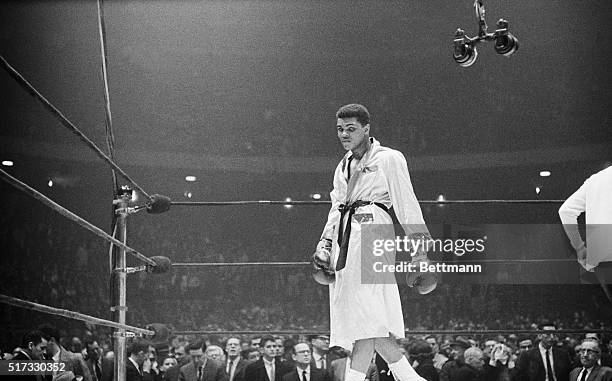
<box><xmin>559</xmin><ymin>163</ymin><xmax>612</xmax><ymax>274</ymax></box>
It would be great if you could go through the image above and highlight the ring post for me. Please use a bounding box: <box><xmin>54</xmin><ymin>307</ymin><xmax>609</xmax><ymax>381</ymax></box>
<box><xmin>113</xmin><ymin>186</ymin><xmax>131</xmax><ymax>381</ymax></box>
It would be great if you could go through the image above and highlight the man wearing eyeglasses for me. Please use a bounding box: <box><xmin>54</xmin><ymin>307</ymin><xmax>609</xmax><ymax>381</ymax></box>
<box><xmin>282</xmin><ymin>342</ymin><xmax>329</xmax><ymax>381</ymax></box>
<box><xmin>569</xmin><ymin>340</ymin><xmax>612</xmax><ymax>381</ymax></box>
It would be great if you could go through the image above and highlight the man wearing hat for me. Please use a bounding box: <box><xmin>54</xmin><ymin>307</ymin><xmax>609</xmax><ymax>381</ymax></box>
<box><xmin>439</xmin><ymin>337</ymin><xmax>470</xmax><ymax>381</ymax></box>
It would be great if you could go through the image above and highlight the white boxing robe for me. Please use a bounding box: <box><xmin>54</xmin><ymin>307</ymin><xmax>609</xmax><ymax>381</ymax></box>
<box><xmin>320</xmin><ymin>137</ymin><xmax>429</xmax><ymax>351</ymax></box>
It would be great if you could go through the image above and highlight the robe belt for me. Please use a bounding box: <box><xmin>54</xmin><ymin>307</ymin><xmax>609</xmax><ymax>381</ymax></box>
<box><xmin>335</xmin><ymin>200</ymin><xmax>406</xmax><ymax>271</ymax></box>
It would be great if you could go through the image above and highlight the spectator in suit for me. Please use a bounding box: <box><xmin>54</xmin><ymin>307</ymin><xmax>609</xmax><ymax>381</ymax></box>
<box><xmin>519</xmin><ymin>340</ymin><xmax>534</xmax><ymax>355</ymax></box>
<box><xmin>224</xmin><ymin>337</ymin><xmax>248</xmax><ymax>381</ymax></box>
<box><xmin>205</xmin><ymin>345</ymin><xmax>224</xmax><ymax>366</ymax></box>
<box><xmin>153</xmin><ymin>355</ymin><xmax>177</xmax><ymax>381</ymax></box>
<box><xmin>162</xmin><ymin>357</ymin><xmax>178</xmax><ymax>372</ymax></box>
<box><xmin>282</xmin><ymin>338</ymin><xmax>297</xmax><ymax>364</ymax></box>
<box><xmin>453</xmin><ymin>347</ymin><xmax>484</xmax><ymax>381</ymax></box>
<box><xmin>127</xmin><ymin>341</ymin><xmax>153</xmax><ymax>381</ymax></box>
<box><xmin>242</xmin><ymin>347</ymin><xmax>261</xmax><ymax>362</ymax></box>
<box><xmin>282</xmin><ymin>342</ymin><xmax>329</xmax><ymax>381</ymax></box>
<box><xmin>243</xmin><ymin>335</ymin><xmax>291</xmax><ymax>381</ymax></box>
<box><xmin>40</xmin><ymin>325</ymin><xmax>92</xmax><ymax>381</ymax></box>
<box><xmin>275</xmin><ymin>338</ymin><xmax>285</xmax><ymax>359</ymax></box>
<box><xmin>156</xmin><ymin>356</ymin><xmax>178</xmax><ymax>381</ymax></box>
<box><xmin>514</xmin><ymin>322</ymin><xmax>572</xmax><ymax>381</ymax></box>
<box><xmin>482</xmin><ymin>340</ymin><xmax>498</xmax><ymax>364</ymax></box>
<box><xmin>250</xmin><ymin>338</ymin><xmax>262</xmax><ymax>350</ymax></box>
<box><xmin>440</xmin><ymin>336</ymin><xmax>471</xmax><ymax>381</ymax></box>
<box><xmin>310</xmin><ymin>335</ymin><xmax>331</xmax><ymax>371</ymax></box>
<box><xmin>179</xmin><ymin>341</ymin><xmax>226</xmax><ymax>381</ymax></box>
<box><xmin>84</xmin><ymin>340</ymin><xmax>103</xmax><ymax>381</ymax></box>
<box><xmin>100</xmin><ymin>346</ymin><xmax>114</xmax><ymax>381</ymax></box>
<box><xmin>167</xmin><ymin>344</ymin><xmax>190</xmax><ymax>381</ymax></box>
<box><xmin>424</xmin><ymin>335</ymin><xmax>448</xmax><ymax>371</ymax></box>
<box><xmin>408</xmin><ymin>340</ymin><xmax>439</xmax><ymax>381</ymax></box>
<box><xmin>569</xmin><ymin>340</ymin><xmax>612</xmax><ymax>381</ymax></box>
<box><xmin>584</xmin><ymin>334</ymin><xmax>612</xmax><ymax>367</ymax></box>
<box><xmin>8</xmin><ymin>330</ymin><xmax>48</xmax><ymax>381</ymax></box>
<box><xmin>483</xmin><ymin>343</ymin><xmax>516</xmax><ymax>381</ymax></box>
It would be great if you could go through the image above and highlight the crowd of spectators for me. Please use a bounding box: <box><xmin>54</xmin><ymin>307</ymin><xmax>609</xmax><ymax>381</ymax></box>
<box><xmin>1</xmin><ymin>191</ymin><xmax>611</xmax><ymax>381</ymax></box>
<box><xmin>4</xmin><ymin>324</ymin><xmax>612</xmax><ymax>381</ymax></box>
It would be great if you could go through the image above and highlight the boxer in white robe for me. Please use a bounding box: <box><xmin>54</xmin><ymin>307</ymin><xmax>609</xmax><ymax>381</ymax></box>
<box><xmin>315</xmin><ymin>104</ymin><xmax>431</xmax><ymax>381</ymax></box>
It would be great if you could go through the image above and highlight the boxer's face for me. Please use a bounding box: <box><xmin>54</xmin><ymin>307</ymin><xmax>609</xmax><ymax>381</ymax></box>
<box><xmin>337</xmin><ymin>117</ymin><xmax>369</xmax><ymax>152</ymax></box>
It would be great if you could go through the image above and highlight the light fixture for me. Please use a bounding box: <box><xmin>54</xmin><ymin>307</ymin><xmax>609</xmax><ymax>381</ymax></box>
<box><xmin>284</xmin><ymin>197</ymin><xmax>293</xmax><ymax>209</ymax></box>
<box><xmin>539</xmin><ymin>171</ymin><xmax>551</xmax><ymax>177</ymax></box>
<box><xmin>2</xmin><ymin>160</ymin><xmax>14</xmax><ymax>167</ymax></box>
<box><xmin>185</xmin><ymin>176</ymin><xmax>197</xmax><ymax>182</ymax></box>
<box><xmin>311</xmin><ymin>193</ymin><xmax>322</xmax><ymax>200</ymax></box>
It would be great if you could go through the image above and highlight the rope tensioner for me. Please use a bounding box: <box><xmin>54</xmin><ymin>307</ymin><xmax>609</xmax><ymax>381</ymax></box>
<box><xmin>0</xmin><ymin>168</ymin><xmax>166</xmax><ymax>270</ymax></box>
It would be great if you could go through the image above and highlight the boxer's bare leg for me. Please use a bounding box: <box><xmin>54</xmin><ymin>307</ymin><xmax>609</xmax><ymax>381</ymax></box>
<box><xmin>346</xmin><ymin>336</ymin><xmax>423</xmax><ymax>381</ymax></box>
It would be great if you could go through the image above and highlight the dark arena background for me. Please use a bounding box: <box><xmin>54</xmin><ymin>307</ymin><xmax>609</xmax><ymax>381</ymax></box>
<box><xmin>1</xmin><ymin>0</ymin><xmax>612</xmax><ymax>380</ymax></box>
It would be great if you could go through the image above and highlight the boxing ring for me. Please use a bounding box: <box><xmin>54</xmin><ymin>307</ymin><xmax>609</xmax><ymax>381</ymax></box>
<box><xmin>1</xmin><ymin>1</ymin><xmax>612</xmax><ymax>381</ymax></box>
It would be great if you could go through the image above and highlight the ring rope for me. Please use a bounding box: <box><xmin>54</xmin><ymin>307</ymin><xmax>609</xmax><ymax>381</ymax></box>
<box><xmin>0</xmin><ymin>294</ymin><xmax>154</xmax><ymax>336</ymax></box>
<box><xmin>171</xmin><ymin>258</ymin><xmax>575</xmax><ymax>267</ymax></box>
<box><xmin>96</xmin><ymin>0</ymin><xmax>119</xmax><ymax>190</ymax></box>
<box><xmin>0</xmin><ymin>168</ymin><xmax>157</xmax><ymax>267</ymax></box>
<box><xmin>0</xmin><ymin>54</ymin><xmax>151</xmax><ymax>200</ymax></box>
<box><xmin>170</xmin><ymin>199</ymin><xmax>565</xmax><ymax>207</ymax></box>
<box><xmin>172</xmin><ymin>328</ymin><xmax>612</xmax><ymax>336</ymax></box>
